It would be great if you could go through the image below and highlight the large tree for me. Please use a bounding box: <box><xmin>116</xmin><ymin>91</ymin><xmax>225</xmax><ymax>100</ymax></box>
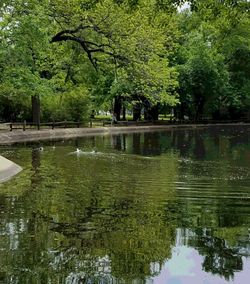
<box><xmin>48</xmin><ymin>0</ymin><xmax>180</xmax><ymax>120</ymax></box>
<box><xmin>0</xmin><ymin>0</ymin><xmax>181</xmax><ymax>122</ymax></box>
<box><xmin>175</xmin><ymin>0</ymin><xmax>250</xmax><ymax>120</ymax></box>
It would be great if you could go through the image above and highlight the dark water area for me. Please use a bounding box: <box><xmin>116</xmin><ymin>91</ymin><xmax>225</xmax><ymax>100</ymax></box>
<box><xmin>0</xmin><ymin>125</ymin><xmax>250</xmax><ymax>283</ymax></box>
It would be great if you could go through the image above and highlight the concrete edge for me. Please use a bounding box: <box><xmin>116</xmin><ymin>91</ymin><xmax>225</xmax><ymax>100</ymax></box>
<box><xmin>0</xmin><ymin>155</ymin><xmax>22</xmax><ymax>183</ymax></box>
<box><xmin>0</xmin><ymin>123</ymin><xmax>249</xmax><ymax>145</ymax></box>
<box><xmin>0</xmin><ymin>125</ymin><xmax>198</xmax><ymax>145</ymax></box>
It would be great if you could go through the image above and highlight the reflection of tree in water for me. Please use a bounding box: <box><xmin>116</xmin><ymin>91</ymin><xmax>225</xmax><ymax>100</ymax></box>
<box><xmin>172</xmin><ymin>180</ymin><xmax>249</xmax><ymax>281</ymax></box>
<box><xmin>1</xmin><ymin>127</ymin><xmax>250</xmax><ymax>282</ymax></box>
<box><xmin>172</xmin><ymin>192</ymin><xmax>248</xmax><ymax>280</ymax></box>
<box><xmin>26</xmin><ymin>129</ymin><xmax>250</xmax><ymax>282</ymax></box>
<box><xmin>111</xmin><ymin>134</ymin><xmax>123</xmax><ymax>151</ymax></box>
<box><xmin>172</xmin><ymin>130</ymin><xmax>192</xmax><ymax>157</ymax></box>
<box><xmin>31</xmin><ymin>148</ymin><xmax>42</xmax><ymax>187</ymax></box>
<box><xmin>193</xmin><ymin>132</ymin><xmax>206</xmax><ymax>159</ymax></box>
<box><xmin>142</xmin><ymin>132</ymin><xmax>161</xmax><ymax>156</ymax></box>
<box><xmin>0</xmin><ymin>145</ymin><xmax>179</xmax><ymax>282</ymax></box>
<box><xmin>131</xmin><ymin>132</ymin><xmax>166</xmax><ymax>156</ymax></box>
<box><xmin>170</xmin><ymin>126</ymin><xmax>250</xmax><ymax>161</ymax></box>
<box><xmin>189</xmin><ymin>228</ymin><xmax>243</xmax><ymax>281</ymax></box>
<box><xmin>132</xmin><ymin>133</ymin><xmax>141</xmax><ymax>154</ymax></box>
<box><xmin>36</xmin><ymin>194</ymin><xmax>176</xmax><ymax>282</ymax></box>
<box><xmin>42</xmin><ymin>147</ymin><xmax>177</xmax><ymax>281</ymax></box>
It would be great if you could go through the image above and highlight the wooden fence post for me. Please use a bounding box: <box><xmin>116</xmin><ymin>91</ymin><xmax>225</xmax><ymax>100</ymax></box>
<box><xmin>10</xmin><ymin>123</ymin><xmax>12</xmax><ymax>132</ymax></box>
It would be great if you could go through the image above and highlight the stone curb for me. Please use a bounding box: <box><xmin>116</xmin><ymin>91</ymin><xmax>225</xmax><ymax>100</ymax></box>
<box><xmin>0</xmin><ymin>126</ymin><xmax>173</xmax><ymax>145</ymax></box>
<box><xmin>0</xmin><ymin>155</ymin><xmax>22</xmax><ymax>183</ymax></box>
<box><xmin>0</xmin><ymin>123</ymin><xmax>249</xmax><ymax>145</ymax></box>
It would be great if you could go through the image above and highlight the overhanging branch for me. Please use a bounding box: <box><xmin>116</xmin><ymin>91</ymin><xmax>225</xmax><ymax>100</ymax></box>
<box><xmin>51</xmin><ymin>25</ymin><xmax>129</xmax><ymax>70</ymax></box>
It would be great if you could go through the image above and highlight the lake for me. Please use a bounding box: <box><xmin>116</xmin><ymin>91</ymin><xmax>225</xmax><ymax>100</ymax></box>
<box><xmin>0</xmin><ymin>125</ymin><xmax>250</xmax><ymax>284</ymax></box>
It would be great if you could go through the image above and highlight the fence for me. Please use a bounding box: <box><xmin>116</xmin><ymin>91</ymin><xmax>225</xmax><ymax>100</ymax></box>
<box><xmin>9</xmin><ymin>121</ymin><xmax>91</xmax><ymax>131</ymax></box>
<box><xmin>8</xmin><ymin>119</ymin><xmax>250</xmax><ymax>131</ymax></box>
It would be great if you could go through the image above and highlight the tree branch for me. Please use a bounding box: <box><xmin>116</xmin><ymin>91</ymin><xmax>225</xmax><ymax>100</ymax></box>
<box><xmin>51</xmin><ymin>27</ymin><xmax>129</xmax><ymax>70</ymax></box>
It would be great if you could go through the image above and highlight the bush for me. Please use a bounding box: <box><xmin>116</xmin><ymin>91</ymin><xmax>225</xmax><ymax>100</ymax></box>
<box><xmin>0</xmin><ymin>85</ymin><xmax>31</xmax><ymax>122</ymax></box>
<box><xmin>41</xmin><ymin>86</ymin><xmax>91</xmax><ymax>122</ymax></box>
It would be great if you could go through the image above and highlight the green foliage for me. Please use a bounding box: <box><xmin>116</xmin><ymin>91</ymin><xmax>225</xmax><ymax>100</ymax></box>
<box><xmin>41</xmin><ymin>86</ymin><xmax>91</xmax><ymax>121</ymax></box>
<box><xmin>177</xmin><ymin>33</ymin><xmax>230</xmax><ymax>120</ymax></box>
<box><xmin>0</xmin><ymin>0</ymin><xmax>250</xmax><ymax>121</ymax></box>
<box><xmin>63</xmin><ymin>86</ymin><xmax>91</xmax><ymax>121</ymax></box>
<box><xmin>176</xmin><ymin>0</ymin><xmax>250</xmax><ymax>120</ymax></box>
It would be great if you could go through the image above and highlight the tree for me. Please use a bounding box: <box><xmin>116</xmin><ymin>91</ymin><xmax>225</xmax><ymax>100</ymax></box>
<box><xmin>49</xmin><ymin>0</ymin><xmax>179</xmax><ymax>120</ymax></box>
<box><xmin>176</xmin><ymin>32</ymin><xmax>229</xmax><ymax>120</ymax></box>
<box><xmin>0</xmin><ymin>0</ymin><xmax>54</xmax><ymax>122</ymax></box>
<box><xmin>175</xmin><ymin>0</ymin><xmax>250</xmax><ymax>120</ymax></box>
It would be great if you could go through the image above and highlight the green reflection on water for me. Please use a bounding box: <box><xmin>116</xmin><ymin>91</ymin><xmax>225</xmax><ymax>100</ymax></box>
<box><xmin>0</xmin><ymin>126</ymin><xmax>250</xmax><ymax>283</ymax></box>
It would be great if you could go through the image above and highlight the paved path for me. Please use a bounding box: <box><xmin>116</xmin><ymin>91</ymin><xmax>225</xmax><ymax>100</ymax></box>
<box><xmin>0</xmin><ymin>123</ymin><xmax>249</xmax><ymax>145</ymax></box>
<box><xmin>0</xmin><ymin>125</ymin><xmax>179</xmax><ymax>145</ymax></box>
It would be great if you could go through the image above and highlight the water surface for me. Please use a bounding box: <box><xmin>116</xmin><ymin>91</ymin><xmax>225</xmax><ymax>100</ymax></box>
<box><xmin>0</xmin><ymin>126</ymin><xmax>250</xmax><ymax>283</ymax></box>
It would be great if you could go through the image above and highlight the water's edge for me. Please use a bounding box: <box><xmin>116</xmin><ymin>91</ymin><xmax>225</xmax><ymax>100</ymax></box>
<box><xmin>0</xmin><ymin>123</ymin><xmax>249</xmax><ymax>145</ymax></box>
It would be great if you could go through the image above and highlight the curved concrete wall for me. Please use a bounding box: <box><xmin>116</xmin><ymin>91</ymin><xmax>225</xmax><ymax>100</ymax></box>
<box><xmin>0</xmin><ymin>156</ymin><xmax>22</xmax><ymax>183</ymax></box>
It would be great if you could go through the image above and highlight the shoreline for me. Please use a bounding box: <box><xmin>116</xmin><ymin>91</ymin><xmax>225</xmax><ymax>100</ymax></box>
<box><xmin>0</xmin><ymin>123</ymin><xmax>249</xmax><ymax>145</ymax></box>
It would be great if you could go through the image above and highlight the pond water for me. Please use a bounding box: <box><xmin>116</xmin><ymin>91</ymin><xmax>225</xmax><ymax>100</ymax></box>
<box><xmin>0</xmin><ymin>126</ymin><xmax>250</xmax><ymax>284</ymax></box>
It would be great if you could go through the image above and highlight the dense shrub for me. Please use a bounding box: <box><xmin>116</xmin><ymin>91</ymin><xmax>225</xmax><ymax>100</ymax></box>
<box><xmin>41</xmin><ymin>87</ymin><xmax>91</xmax><ymax>122</ymax></box>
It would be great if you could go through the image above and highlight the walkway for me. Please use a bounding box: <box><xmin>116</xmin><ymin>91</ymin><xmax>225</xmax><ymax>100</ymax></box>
<box><xmin>0</xmin><ymin>123</ymin><xmax>248</xmax><ymax>145</ymax></box>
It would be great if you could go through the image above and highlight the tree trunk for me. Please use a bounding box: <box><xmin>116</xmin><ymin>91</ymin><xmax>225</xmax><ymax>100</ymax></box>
<box><xmin>32</xmin><ymin>95</ymin><xmax>40</xmax><ymax>124</ymax></box>
<box><xmin>122</xmin><ymin>105</ymin><xmax>126</xmax><ymax>120</ymax></box>
<box><xmin>150</xmin><ymin>104</ymin><xmax>159</xmax><ymax>120</ymax></box>
<box><xmin>144</xmin><ymin>104</ymin><xmax>159</xmax><ymax>120</ymax></box>
<box><xmin>195</xmin><ymin>97</ymin><xmax>204</xmax><ymax>122</ymax></box>
<box><xmin>177</xmin><ymin>103</ymin><xmax>185</xmax><ymax>120</ymax></box>
<box><xmin>133</xmin><ymin>104</ymin><xmax>141</xmax><ymax>121</ymax></box>
<box><xmin>114</xmin><ymin>96</ymin><xmax>121</xmax><ymax>121</ymax></box>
